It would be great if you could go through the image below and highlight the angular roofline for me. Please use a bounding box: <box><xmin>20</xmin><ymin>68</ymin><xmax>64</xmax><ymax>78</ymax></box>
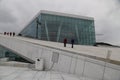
<box><xmin>18</xmin><ymin>10</ymin><xmax>41</xmax><ymax>34</ymax></box>
<box><xmin>40</xmin><ymin>10</ymin><xmax>94</xmax><ymax>20</ymax></box>
<box><xmin>19</xmin><ymin>10</ymin><xmax>94</xmax><ymax>34</ymax></box>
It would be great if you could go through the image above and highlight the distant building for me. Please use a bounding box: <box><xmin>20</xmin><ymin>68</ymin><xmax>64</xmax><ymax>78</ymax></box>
<box><xmin>94</xmin><ymin>42</ymin><xmax>120</xmax><ymax>48</ymax></box>
<box><xmin>19</xmin><ymin>10</ymin><xmax>96</xmax><ymax>45</ymax></box>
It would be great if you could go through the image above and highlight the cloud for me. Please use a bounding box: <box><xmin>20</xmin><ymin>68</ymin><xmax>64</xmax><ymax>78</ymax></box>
<box><xmin>0</xmin><ymin>9</ymin><xmax>16</xmax><ymax>23</ymax></box>
<box><xmin>94</xmin><ymin>0</ymin><xmax>120</xmax><ymax>44</ymax></box>
<box><xmin>0</xmin><ymin>0</ymin><xmax>18</xmax><ymax>32</ymax></box>
<box><xmin>0</xmin><ymin>0</ymin><xmax>17</xmax><ymax>23</ymax></box>
<box><xmin>0</xmin><ymin>0</ymin><xmax>120</xmax><ymax>45</ymax></box>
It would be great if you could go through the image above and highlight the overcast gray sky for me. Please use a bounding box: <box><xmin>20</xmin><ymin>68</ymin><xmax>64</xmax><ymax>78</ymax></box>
<box><xmin>0</xmin><ymin>0</ymin><xmax>120</xmax><ymax>45</ymax></box>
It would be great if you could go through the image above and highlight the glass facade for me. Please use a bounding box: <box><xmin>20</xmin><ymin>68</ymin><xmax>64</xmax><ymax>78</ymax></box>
<box><xmin>0</xmin><ymin>46</ymin><xmax>31</xmax><ymax>63</ymax></box>
<box><xmin>19</xmin><ymin>11</ymin><xmax>96</xmax><ymax>45</ymax></box>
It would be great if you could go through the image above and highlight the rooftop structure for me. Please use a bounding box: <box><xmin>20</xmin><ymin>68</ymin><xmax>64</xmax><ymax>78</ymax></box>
<box><xmin>19</xmin><ymin>10</ymin><xmax>96</xmax><ymax>45</ymax></box>
<box><xmin>40</xmin><ymin>10</ymin><xmax>94</xmax><ymax>20</ymax></box>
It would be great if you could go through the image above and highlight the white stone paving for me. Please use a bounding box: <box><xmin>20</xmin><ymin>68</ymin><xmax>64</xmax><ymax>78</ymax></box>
<box><xmin>0</xmin><ymin>66</ymin><xmax>97</xmax><ymax>80</ymax></box>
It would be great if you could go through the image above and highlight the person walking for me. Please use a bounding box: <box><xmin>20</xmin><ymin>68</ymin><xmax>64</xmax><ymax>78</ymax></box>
<box><xmin>71</xmin><ymin>39</ymin><xmax>74</xmax><ymax>48</ymax></box>
<box><xmin>63</xmin><ymin>38</ymin><xmax>67</xmax><ymax>47</ymax></box>
<box><xmin>7</xmin><ymin>32</ymin><xmax>9</xmax><ymax>36</ymax></box>
<box><xmin>13</xmin><ymin>32</ymin><xmax>15</xmax><ymax>36</ymax></box>
<box><xmin>4</xmin><ymin>32</ymin><xmax>6</xmax><ymax>35</ymax></box>
<box><xmin>10</xmin><ymin>32</ymin><xmax>12</xmax><ymax>36</ymax></box>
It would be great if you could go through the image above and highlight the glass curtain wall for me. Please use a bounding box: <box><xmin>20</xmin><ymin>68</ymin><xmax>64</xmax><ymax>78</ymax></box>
<box><xmin>0</xmin><ymin>46</ymin><xmax>31</xmax><ymax>63</ymax></box>
<box><xmin>20</xmin><ymin>13</ymin><xmax>95</xmax><ymax>45</ymax></box>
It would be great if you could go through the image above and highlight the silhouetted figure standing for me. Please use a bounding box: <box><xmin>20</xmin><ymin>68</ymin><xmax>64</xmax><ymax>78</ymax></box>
<box><xmin>64</xmin><ymin>38</ymin><xmax>67</xmax><ymax>47</ymax></box>
<box><xmin>71</xmin><ymin>39</ymin><xmax>74</xmax><ymax>48</ymax></box>
<box><xmin>13</xmin><ymin>32</ymin><xmax>15</xmax><ymax>36</ymax></box>
<box><xmin>7</xmin><ymin>32</ymin><xmax>9</xmax><ymax>36</ymax></box>
<box><xmin>10</xmin><ymin>32</ymin><xmax>12</xmax><ymax>36</ymax></box>
<box><xmin>4</xmin><ymin>32</ymin><xmax>6</xmax><ymax>35</ymax></box>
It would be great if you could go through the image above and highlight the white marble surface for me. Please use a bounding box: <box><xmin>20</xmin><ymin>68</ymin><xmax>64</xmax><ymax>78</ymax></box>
<box><xmin>1</xmin><ymin>34</ymin><xmax>120</xmax><ymax>62</ymax></box>
<box><xmin>0</xmin><ymin>66</ymin><xmax>96</xmax><ymax>80</ymax></box>
<box><xmin>0</xmin><ymin>61</ymin><xmax>29</xmax><ymax>67</ymax></box>
<box><xmin>0</xmin><ymin>35</ymin><xmax>120</xmax><ymax>80</ymax></box>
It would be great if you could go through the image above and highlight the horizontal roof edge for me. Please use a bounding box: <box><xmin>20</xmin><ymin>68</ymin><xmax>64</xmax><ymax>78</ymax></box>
<box><xmin>40</xmin><ymin>10</ymin><xmax>94</xmax><ymax>20</ymax></box>
<box><xmin>19</xmin><ymin>10</ymin><xmax>94</xmax><ymax>34</ymax></box>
